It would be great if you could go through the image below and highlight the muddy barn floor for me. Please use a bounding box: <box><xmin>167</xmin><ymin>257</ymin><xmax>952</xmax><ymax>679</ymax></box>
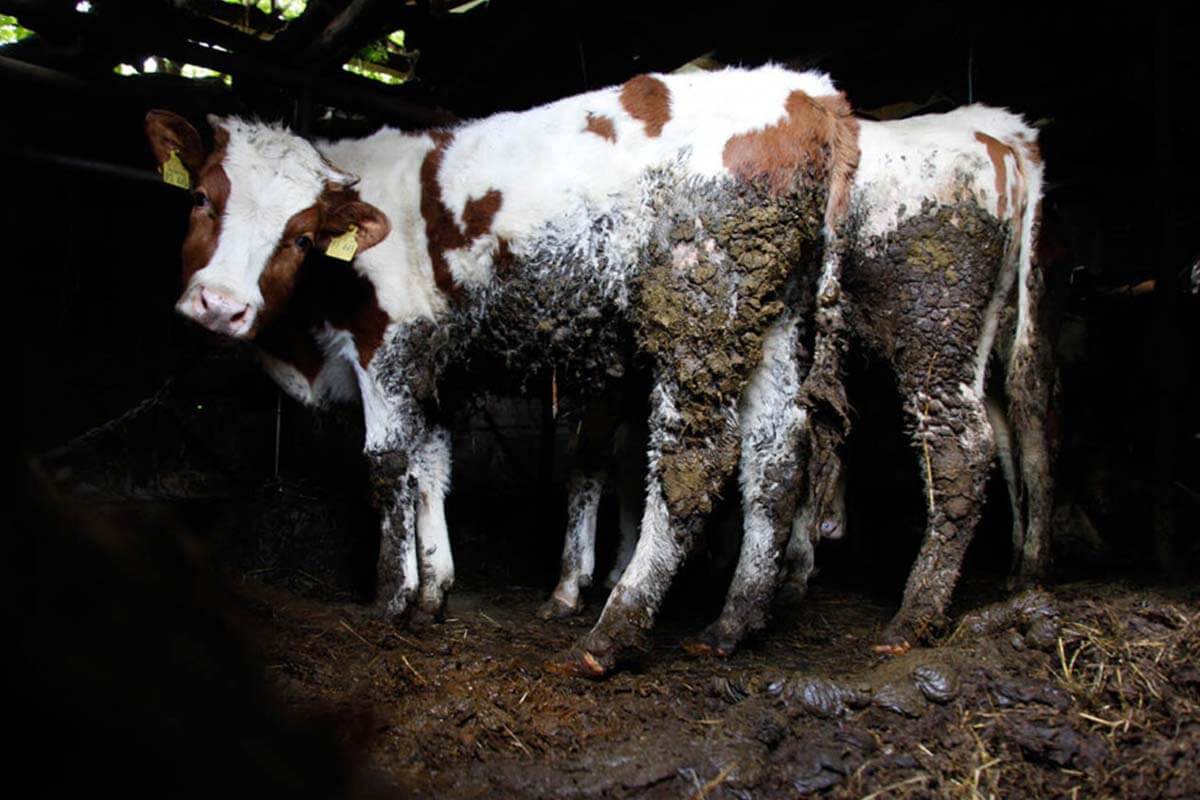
<box><xmin>236</xmin><ymin>573</ymin><xmax>1200</xmax><ymax>799</ymax></box>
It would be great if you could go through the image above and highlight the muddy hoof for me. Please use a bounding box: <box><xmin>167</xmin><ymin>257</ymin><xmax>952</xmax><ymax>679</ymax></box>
<box><xmin>873</xmin><ymin>627</ymin><xmax>913</xmax><ymax>657</ymax></box>
<box><xmin>682</xmin><ymin>626</ymin><xmax>739</xmax><ymax>658</ymax></box>
<box><xmin>409</xmin><ymin>603</ymin><xmax>445</xmax><ymax>626</ymax></box>
<box><xmin>537</xmin><ymin>596</ymin><xmax>581</xmax><ymax>621</ymax></box>
<box><xmin>546</xmin><ymin>647</ymin><xmax>610</xmax><ymax>679</ymax></box>
<box><xmin>371</xmin><ymin>597</ymin><xmax>413</xmax><ymax>626</ymax></box>
<box><xmin>873</xmin><ymin>641</ymin><xmax>911</xmax><ymax>657</ymax></box>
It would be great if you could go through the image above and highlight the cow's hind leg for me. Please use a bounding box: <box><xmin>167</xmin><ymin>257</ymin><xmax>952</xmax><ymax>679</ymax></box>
<box><xmin>986</xmin><ymin>396</ymin><xmax>1025</xmax><ymax>580</ymax></box>
<box><xmin>780</xmin><ymin>455</ymin><xmax>845</xmax><ymax>604</ymax></box>
<box><xmin>539</xmin><ymin>472</ymin><xmax>603</xmax><ymax>619</ymax></box>
<box><xmin>552</xmin><ymin>380</ymin><xmax>741</xmax><ymax>677</ymax></box>
<box><xmin>1008</xmin><ymin>326</ymin><xmax>1056</xmax><ymax>584</ymax></box>
<box><xmin>878</xmin><ymin>383</ymin><xmax>996</xmax><ymax>653</ymax></box>
<box><xmin>689</xmin><ymin>314</ymin><xmax>806</xmax><ymax>656</ymax></box>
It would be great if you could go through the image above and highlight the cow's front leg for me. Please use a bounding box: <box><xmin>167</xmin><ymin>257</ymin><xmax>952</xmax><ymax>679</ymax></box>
<box><xmin>539</xmin><ymin>471</ymin><xmax>603</xmax><ymax>620</ymax></box>
<box><xmin>357</xmin><ymin>364</ymin><xmax>439</xmax><ymax>624</ymax></box>
<box><xmin>689</xmin><ymin>314</ymin><xmax>806</xmax><ymax>656</ymax></box>
<box><xmin>412</xmin><ymin>428</ymin><xmax>454</xmax><ymax>623</ymax></box>
<box><xmin>553</xmin><ymin>381</ymin><xmax>740</xmax><ymax>677</ymax></box>
<box><xmin>367</xmin><ymin>447</ymin><xmax>420</xmax><ymax>621</ymax></box>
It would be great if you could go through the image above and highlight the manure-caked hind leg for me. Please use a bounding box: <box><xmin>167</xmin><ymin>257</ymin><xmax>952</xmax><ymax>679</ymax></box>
<box><xmin>551</xmin><ymin>382</ymin><xmax>740</xmax><ymax>678</ymax></box>
<box><xmin>539</xmin><ymin>472</ymin><xmax>603</xmax><ymax>620</ymax></box>
<box><xmin>688</xmin><ymin>314</ymin><xmax>806</xmax><ymax>657</ymax></box>
<box><xmin>551</xmin><ymin>480</ymin><xmax>688</xmax><ymax>677</ymax></box>
<box><xmin>877</xmin><ymin>386</ymin><xmax>996</xmax><ymax>654</ymax></box>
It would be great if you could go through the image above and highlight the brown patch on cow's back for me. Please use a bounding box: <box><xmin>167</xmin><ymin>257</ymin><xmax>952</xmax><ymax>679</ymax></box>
<box><xmin>584</xmin><ymin>112</ymin><xmax>617</xmax><ymax>143</ymax></box>
<box><xmin>620</xmin><ymin>75</ymin><xmax>671</xmax><ymax>137</ymax></box>
<box><xmin>419</xmin><ymin>131</ymin><xmax>506</xmax><ymax>300</ymax></box>
<box><xmin>463</xmin><ymin>190</ymin><xmax>503</xmax><ymax>238</ymax></box>
<box><xmin>974</xmin><ymin>131</ymin><xmax>1017</xmax><ymax>219</ymax></box>
<box><xmin>722</xmin><ymin>90</ymin><xmax>861</xmax><ymax>222</ymax></box>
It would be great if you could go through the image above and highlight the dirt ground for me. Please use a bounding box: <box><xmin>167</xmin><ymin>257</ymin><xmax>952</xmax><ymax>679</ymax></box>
<box><xmin>241</xmin><ymin>576</ymin><xmax>1200</xmax><ymax>799</ymax></box>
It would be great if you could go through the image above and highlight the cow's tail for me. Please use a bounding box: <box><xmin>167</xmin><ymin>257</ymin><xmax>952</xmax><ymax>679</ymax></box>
<box><xmin>1004</xmin><ymin>130</ymin><xmax>1055</xmax><ymax>583</ymax></box>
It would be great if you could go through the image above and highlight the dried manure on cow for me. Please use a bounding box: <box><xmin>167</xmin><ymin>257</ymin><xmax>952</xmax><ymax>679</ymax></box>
<box><xmin>146</xmin><ymin>65</ymin><xmax>860</xmax><ymax>677</ymax></box>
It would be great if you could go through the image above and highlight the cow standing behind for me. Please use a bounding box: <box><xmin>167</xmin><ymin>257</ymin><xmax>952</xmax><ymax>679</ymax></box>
<box><xmin>779</xmin><ymin>106</ymin><xmax>1050</xmax><ymax>653</ymax></box>
<box><xmin>146</xmin><ymin>65</ymin><xmax>859</xmax><ymax>676</ymax></box>
<box><xmin>546</xmin><ymin>106</ymin><xmax>1052</xmax><ymax>658</ymax></box>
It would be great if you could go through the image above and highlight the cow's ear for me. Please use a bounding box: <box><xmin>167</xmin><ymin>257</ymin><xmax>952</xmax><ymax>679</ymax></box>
<box><xmin>319</xmin><ymin>199</ymin><xmax>391</xmax><ymax>254</ymax></box>
<box><xmin>145</xmin><ymin>110</ymin><xmax>206</xmax><ymax>172</ymax></box>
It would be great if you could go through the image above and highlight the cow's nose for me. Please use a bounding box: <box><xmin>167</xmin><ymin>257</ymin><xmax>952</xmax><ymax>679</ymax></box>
<box><xmin>178</xmin><ymin>285</ymin><xmax>256</xmax><ymax>338</ymax></box>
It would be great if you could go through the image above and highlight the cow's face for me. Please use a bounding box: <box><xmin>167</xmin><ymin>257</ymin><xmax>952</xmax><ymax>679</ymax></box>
<box><xmin>145</xmin><ymin>111</ymin><xmax>389</xmax><ymax>339</ymax></box>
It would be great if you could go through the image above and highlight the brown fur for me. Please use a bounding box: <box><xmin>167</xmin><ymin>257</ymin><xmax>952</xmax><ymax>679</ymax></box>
<box><xmin>584</xmin><ymin>112</ymin><xmax>617</xmax><ymax>143</ymax></box>
<box><xmin>144</xmin><ymin>110</ymin><xmax>205</xmax><ymax>173</ymax></box>
<box><xmin>619</xmin><ymin>75</ymin><xmax>671</xmax><ymax>138</ymax></box>
<box><xmin>343</xmin><ymin>290</ymin><xmax>390</xmax><ymax>367</ymax></box>
<box><xmin>176</xmin><ymin>133</ymin><xmax>231</xmax><ymax>285</ymax></box>
<box><xmin>817</xmin><ymin>95</ymin><xmax>861</xmax><ymax>230</ymax></box>
<box><xmin>722</xmin><ymin>91</ymin><xmax>859</xmax><ymax>203</ymax></box>
<box><xmin>975</xmin><ymin>131</ymin><xmax>1016</xmax><ymax>219</ymax></box>
<box><xmin>257</xmin><ymin>205</ymin><xmax>322</xmax><ymax>326</ymax></box>
<box><xmin>462</xmin><ymin>190</ymin><xmax>503</xmax><ymax>238</ymax></box>
<box><xmin>419</xmin><ymin>131</ymin><xmax>505</xmax><ymax>300</ymax></box>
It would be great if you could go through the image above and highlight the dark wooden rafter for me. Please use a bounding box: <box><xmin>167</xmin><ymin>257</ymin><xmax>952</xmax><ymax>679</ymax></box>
<box><xmin>0</xmin><ymin>0</ymin><xmax>455</xmax><ymax>127</ymax></box>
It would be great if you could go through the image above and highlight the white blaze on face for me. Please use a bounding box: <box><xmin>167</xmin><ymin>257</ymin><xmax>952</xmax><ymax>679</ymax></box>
<box><xmin>175</xmin><ymin>117</ymin><xmax>354</xmax><ymax>339</ymax></box>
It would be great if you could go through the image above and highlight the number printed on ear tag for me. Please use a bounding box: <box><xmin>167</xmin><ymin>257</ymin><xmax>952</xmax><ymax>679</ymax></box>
<box><xmin>161</xmin><ymin>150</ymin><xmax>191</xmax><ymax>190</ymax></box>
<box><xmin>326</xmin><ymin>224</ymin><xmax>359</xmax><ymax>261</ymax></box>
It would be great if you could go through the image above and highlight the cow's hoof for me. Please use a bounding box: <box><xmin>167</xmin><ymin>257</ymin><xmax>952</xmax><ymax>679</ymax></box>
<box><xmin>872</xmin><ymin>640</ymin><xmax>912</xmax><ymax>657</ymax></box>
<box><xmin>537</xmin><ymin>595</ymin><xmax>581</xmax><ymax>621</ymax></box>
<box><xmin>874</xmin><ymin>619</ymin><xmax>916</xmax><ymax>657</ymax></box>
<box><xmin>410</xmin><ymin>600</ymin><xmax>446</xmax><ymax>626</ymax></box>
<box><xmin>682</xmin><ymin>626</ymin><xmax>739</xmax><ymax>658</ymax></box>
<box><xmin>546</xmin><ymin>647</ymin><xmax>609</xmax><ymax>679</ymax></box>
<box><xmin>371</xmin><ymin>597</ymin><xmax>414</xmax><ymax>625</ymax></box>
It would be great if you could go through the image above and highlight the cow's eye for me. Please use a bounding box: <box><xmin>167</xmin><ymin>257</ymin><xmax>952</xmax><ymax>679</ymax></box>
<box><xmin>295</xmin><ymin>234</ymin><xmax>314</xmax><ymax>252</ymax></box>
<box><xmin>192</xmin><ymin>191</ymin><xmax>209</xmax><ymax>209</ymax></box>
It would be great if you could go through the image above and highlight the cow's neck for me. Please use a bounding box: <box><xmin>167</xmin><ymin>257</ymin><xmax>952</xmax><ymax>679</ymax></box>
<box><xmin>318</xmin><ymin>129</ymin><xmax>448</xmax><ymax>326</ymax></box>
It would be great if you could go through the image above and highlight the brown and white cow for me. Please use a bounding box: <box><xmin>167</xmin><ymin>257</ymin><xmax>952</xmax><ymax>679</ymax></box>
<box><xmin>777</xmin><ymin>106</ymin><xmax>1051</xmax><ymax>654</ymax></box>
<box><xmin>147</xmin><ymin>64</ymin><xmax>859</xmax><ymax>676</ymax></box>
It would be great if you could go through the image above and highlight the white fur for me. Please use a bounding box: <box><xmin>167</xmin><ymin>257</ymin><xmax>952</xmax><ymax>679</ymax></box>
<box><xmin>255</xmin><ymin>336</ymin><xmax>358</xmax><ymax>408</ymax></box>
<box><xmin>550</xmin><ymin>474</ymin><xmax>603</xmax><ymax>609</ymax></box>
<box><xmin>414</xmin><ymin>430</ymin><xmax>454</xmax><ymax>608</ymax></box>
<box><xmin>313</xmin><ymin>66</ymin><xmax>841</xmax><ymax>327</ymax></box>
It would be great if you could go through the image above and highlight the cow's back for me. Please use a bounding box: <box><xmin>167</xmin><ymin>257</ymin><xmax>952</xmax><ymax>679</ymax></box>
<box><xmin>842</xmin><ymin>108</ymin><xmax>1040</xmax><ymax>384</ymax></box>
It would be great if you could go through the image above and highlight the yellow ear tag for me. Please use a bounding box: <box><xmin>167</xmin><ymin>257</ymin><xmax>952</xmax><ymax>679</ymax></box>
<box><xmin>326</xmin><ymin>224</ymin><xmax>359</xmax><ymax>262</ymax></box>
<box><xmin>161</xmin><ymin>149</ymin><xmax>191</xmax><ymax>190</ymax></box>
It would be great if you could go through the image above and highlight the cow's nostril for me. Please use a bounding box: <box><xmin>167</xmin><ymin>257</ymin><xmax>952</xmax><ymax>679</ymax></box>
<box><xmin>199</xmin><ymin>291</ymin><xmax>209</xmax><ymax>311</ymax></box>
<box><xmin>231</xmin><ymin>308</ymin><xmax>246</xmax><ymax>323</ymax></box>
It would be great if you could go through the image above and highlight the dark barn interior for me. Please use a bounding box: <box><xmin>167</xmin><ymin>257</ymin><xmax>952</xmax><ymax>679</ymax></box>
<box><xmin>6</xmin><ymin>1</ymin><xmax>1199</xmax><ymax>797</ymax></box>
